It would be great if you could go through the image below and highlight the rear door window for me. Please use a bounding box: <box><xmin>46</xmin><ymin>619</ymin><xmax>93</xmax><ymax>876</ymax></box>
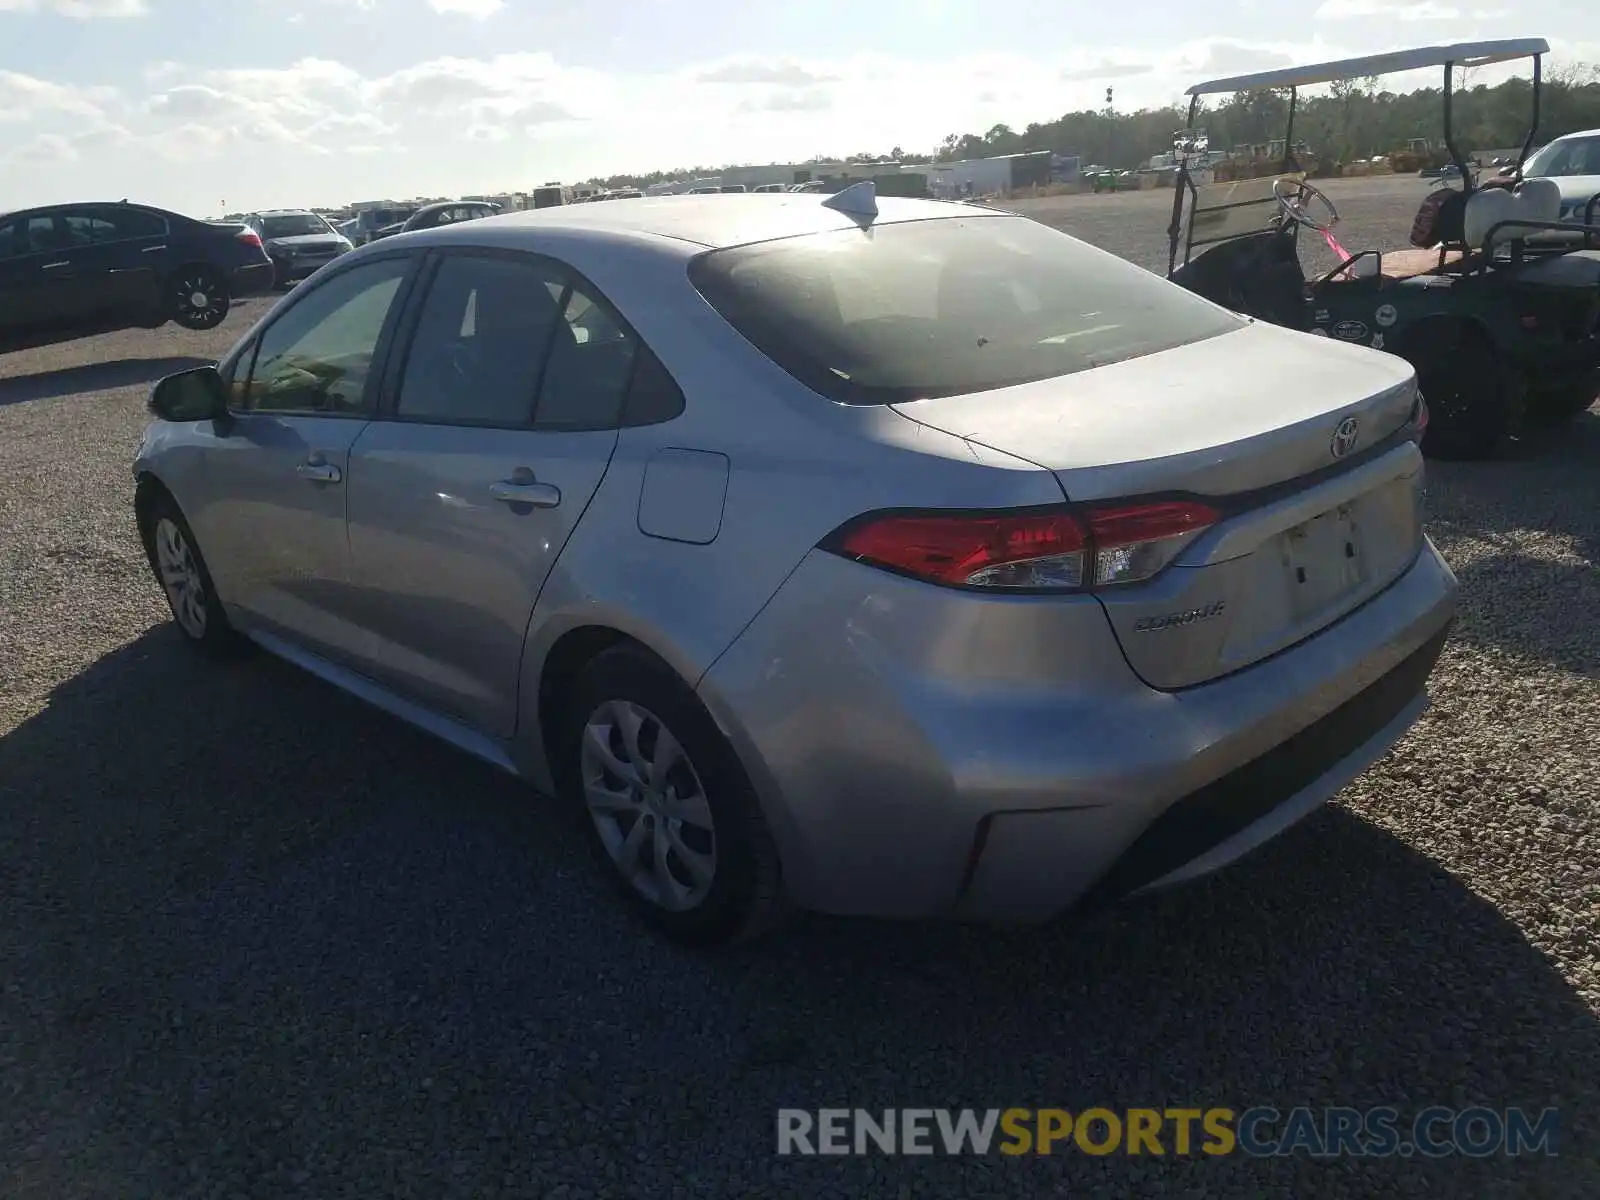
<box><xmin>394</xmin><ymin>254</ymin><xmax>567</xmax><ymax>426</ymax></box>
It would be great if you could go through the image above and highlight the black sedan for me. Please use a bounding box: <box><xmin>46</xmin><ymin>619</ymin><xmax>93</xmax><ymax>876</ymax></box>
<box><xmin>0</xmin><ymin>200</ymin><xmax>273</xmax><ymax>354</ymax></box>
<box><xmin>241</xmin><ymin>209</ymin><xmax>354</xmax><ymax>289</ymax></box>
<box><xmin>368</xmin><ymin>200</ymin><xmax>500</xmax><ymax>242</ymax></box>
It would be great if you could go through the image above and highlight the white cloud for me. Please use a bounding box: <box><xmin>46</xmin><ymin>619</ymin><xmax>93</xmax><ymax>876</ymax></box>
<box><xmin>4</xmin><ymin>36</ymin><xmax>1567</xmax><ymax>214</ymax></box>
<box><xmin>696</xmin><ymin>60</ymin><xmax>839</xmax><ymax>87</ymax></box>
<box><xmin>11</xmin><ymin>133</ymin><xmax>78</xmax><ymax>163</ymax></box>
<box><xmin>1061</xmin><ymin>60</ymin><xmax>1154</xmax><ymax>82</ymax></box>
<box><xmin>0</xmin><ymin>70</ymin><xmax>112</xmax><ymax>122</ymax></box>
<box><xmin>427</xmin><ymin>0</ymin><xmax>502</xmax><ymax>15</ymax></box>
<box><xmin>0</xmin><ymin>0</ymin><xmax>144</xmax><ymax>15</ymax></box>
<box><xmin>1313</xmin><ymin>0</ymin><xmax>1466</xmax><ymax>19</ymax></box>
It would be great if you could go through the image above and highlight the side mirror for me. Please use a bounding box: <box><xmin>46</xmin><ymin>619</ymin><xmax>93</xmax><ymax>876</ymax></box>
<box><xmin>148</xmin><ymin>365</ymin><xmax>229</xmax><ymax>424</ymax></box>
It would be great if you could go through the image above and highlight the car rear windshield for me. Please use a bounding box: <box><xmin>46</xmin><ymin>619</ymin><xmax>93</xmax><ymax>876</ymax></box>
<box><xmin>260</xmin><ymin>214</ymin><xmax>331</xmax><ymax>238</ymax></box>
<box><xmin>688</xmin><ymin>214</ymin><xmax>1243</xmax><ymax>404</ymax></box>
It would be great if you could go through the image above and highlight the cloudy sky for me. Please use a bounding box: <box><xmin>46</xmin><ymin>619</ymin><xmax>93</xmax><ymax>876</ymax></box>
<box><xmin>0</xmin><ymin>0</ymin><xmax>1589</xmax><ymax>216</ymax></box>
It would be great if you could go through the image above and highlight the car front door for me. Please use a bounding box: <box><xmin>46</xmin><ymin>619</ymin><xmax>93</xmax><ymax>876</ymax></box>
<box><xmin>189</xmin><ymin>252</ymin><xmax>418</xmax><ymax>659</ymax></box>
<box><xmin>342</xmin><ymin>249</ymin><xmax>640</xmax><ymax>736</ymax></box>
<box><xmin>0</xmin><ymin>217</ymin><xmax>32</xmax><ymax>336</ymax></box>
<box><xmin>0</xmin><ymin>213</ymin><xmax>83</xmax><ymax>334</ymax></box>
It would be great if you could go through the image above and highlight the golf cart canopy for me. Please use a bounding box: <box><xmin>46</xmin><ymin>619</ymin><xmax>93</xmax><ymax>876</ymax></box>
<box><xmin>1185</xmin><ymin>38</ymin><xmax>1550</xmax><ymax>96</ymax></box>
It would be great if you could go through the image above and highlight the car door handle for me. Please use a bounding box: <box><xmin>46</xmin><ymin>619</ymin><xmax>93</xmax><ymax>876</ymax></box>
<box><xmin>296</xmin><ymin>461</ymin><xmax>342</xmax><ymax>484</ymax></box>
<box><xmin>490</xmin><ymin>480</ymin><xmax>561</xmax><ymax>508</ymax></box>
<box><xmin>141</xmin><ymin>245</ymin><xmax>167</xmax><ymax>254</ymax></box>
<box><xmin>108</xmin><ymin>267</ymin><xmax>144</xmax><ymax>274</ymax></box>
<box><xmin>41</xmin><ymin>261</ymin><xmax>70</xmax><ymax>271</ymax></box>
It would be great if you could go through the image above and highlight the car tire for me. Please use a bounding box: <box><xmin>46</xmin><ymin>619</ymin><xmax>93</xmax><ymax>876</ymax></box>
<box><xmin>138</xmin><ymin>492</ymin><xmax>247</xmax><ymax>659</ymax></box>
<box><xmin>561</xmin><ymin>644</ymin><xmax>789</xmax><ymax>947</ymax></box>
<box><xmin>1523</xmin><ymin>370</ymin><xmax>1598</xmax><ymax>428</ymax></box>
<box><xmin>1406</xmin><ymin>321</ymin><xmax>1517</xmax><ymax>460</ymax></box>
<box><xmin>169</xmin><ymin>265</ymin><xmax>231</xmax><ymax>331</ymax></box>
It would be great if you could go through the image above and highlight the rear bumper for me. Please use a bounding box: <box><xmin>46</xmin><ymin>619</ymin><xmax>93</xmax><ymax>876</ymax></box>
<box><xmin>699</xmin><ymin>537</ymin><xmax>1458</xmax><ymax>921</ymax></box>
<box><xmin>229</xmin><ymin>262</ymin><xmax>276</xmax><ymax>299</ymax></box>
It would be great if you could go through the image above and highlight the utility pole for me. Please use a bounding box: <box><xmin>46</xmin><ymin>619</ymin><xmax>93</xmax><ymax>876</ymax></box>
<box><xmin>1105</xmin><ymin>87</ymin><xmax>1115</xmax><ymax>168</ymax></box>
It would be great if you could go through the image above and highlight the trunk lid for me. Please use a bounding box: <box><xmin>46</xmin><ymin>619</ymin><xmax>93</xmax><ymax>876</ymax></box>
<box><xmin>891</xmin><ymin>321</ymin><xmax>1426</xmax><ymax>689</ymax></box>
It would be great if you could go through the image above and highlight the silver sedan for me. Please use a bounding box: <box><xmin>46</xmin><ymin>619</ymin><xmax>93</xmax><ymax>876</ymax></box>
<box><xmin>133</xmin><ymin>188</ymin><xmax>1457</xmax><ymax>945</ymax></box>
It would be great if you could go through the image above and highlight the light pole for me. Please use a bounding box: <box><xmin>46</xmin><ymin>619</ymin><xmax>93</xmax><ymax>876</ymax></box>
<box><xmin>1105</xmin><ymin>87</ymin><xmax>1115</xmax><ymax>170</ymax></box>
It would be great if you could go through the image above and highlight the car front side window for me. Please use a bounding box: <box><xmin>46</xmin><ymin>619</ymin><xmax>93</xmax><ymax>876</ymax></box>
<box><xmin>240</xmin><ymin>256</ymin><xmax>412</xmax><ymax>416</ymax></box>
<box><xmin>17</xmin><ymin>216</ymin><xmax>65</xmax><ymax>256</ymax></box>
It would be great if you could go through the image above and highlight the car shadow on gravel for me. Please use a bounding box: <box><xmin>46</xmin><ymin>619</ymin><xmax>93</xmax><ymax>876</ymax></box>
<box><xmin>2</xmin><ymin>627</ymin><xmax>1597</xmax><ymax>1197</ymax></box>
<box><xmin>0</xmin><ymin>355</ymin><xmax>214</xmax><ymax>406</ymax></box>
<box><xmin>1426</xmin><ymin>409</ymin><xmax>1600</xmax><ymax>677</ymax></box>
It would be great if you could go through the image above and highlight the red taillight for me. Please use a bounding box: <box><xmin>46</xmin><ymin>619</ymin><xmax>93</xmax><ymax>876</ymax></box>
<box><xmin>1412</xmin><ymin>393</ymin><xmax>1430</xmax><ymax>444</ymax></box>
<box><xmin>827</xmin><ymin>499</ymin><xmax>1220</xmax><ymax>591</ymax></box>
<box><xmin>836</xmin><ymin>511</ymin><xmax>1088</xmax><ymax>589</ymax></box>
<box><xmin>236</xmin><ymin>229</ymin><xmax>263</xmax><ymax>249</ymax></box>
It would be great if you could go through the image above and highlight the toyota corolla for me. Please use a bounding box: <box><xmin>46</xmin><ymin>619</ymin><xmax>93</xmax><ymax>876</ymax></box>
<box><xmin>132</xmin><ymin>187</ymin><xmax>1457</xmax><ymax>945</ymax></box>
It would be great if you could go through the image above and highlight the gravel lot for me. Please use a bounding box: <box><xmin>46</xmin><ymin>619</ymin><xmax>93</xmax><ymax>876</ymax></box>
<box><xmin>2</xmin><ymin>178</ymin><xmax>1597</xmax><ymax>1198</ymax></box>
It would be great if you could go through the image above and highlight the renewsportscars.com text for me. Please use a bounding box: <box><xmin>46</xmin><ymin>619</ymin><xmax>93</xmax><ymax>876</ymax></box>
<box><xmin>776</xmin><ymin>1107</ymin><xmax>1559</xmax><ymax>1158</ymax></box>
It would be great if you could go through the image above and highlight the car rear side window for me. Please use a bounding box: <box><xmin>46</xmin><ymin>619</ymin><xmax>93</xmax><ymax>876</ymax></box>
<box><xmin>688</xmin><ymin>214</ymin><xmax>1243</xmax><ymax>405</ymax></box>
<box><xmin>86</xmin><ymin>207</ymin><xmax>168</xmax><ymax>240</ymax></box>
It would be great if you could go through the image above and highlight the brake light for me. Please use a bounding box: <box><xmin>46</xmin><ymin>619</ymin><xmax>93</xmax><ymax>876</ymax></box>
<box><xmin>1412</xmin><ymin>392</ymin><xmax>1430</xmax><ymax>444</ymax></box>
<box><xmin>236</xmin><ymin>229</ymin><xmax>263</xmax><ymax>249</ymax></box>
<box><xmin>826</xmin><ymin>499</ymin><xmax>1220</xmax><ymax>591</ymax></box>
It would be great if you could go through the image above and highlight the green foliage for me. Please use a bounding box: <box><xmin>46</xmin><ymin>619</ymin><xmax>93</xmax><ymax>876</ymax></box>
<box><xmin>583</xmin><ymin>67</ymin><xmax>1600</xmax><ymax>187</ymax></box>
<box><xmin>933</xmin><ymin>69</ymin><xmax>1600</xmax><ymax>168</ymax></box>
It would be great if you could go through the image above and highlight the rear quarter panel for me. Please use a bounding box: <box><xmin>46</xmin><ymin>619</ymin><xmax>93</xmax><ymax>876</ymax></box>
<box><xmin>506</xmin><ymin>228</ymin><xmax>1066</xmax><ymax>791</ymax></box>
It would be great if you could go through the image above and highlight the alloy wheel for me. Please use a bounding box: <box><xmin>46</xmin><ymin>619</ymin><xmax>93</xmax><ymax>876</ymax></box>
<box><xmin>153</xmin><ymin>517</ymin><xmax>207</xmax><ymax>638</ymax></box>
<box><xmin>579</xmin><ymin>699</ymin><xmax>717</xmax><ymax>912</ymax></box>
<box><xmin>174</xmin><ymin>273</ymin><xmax>224</xmax><ymax>327</ymax></box>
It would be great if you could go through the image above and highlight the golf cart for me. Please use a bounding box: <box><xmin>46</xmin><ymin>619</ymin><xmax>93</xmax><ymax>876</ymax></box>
<box><xmin>1166</xmin><ymin>38</ymin><xmax>1600</xmax><ymax>459</ymax></box>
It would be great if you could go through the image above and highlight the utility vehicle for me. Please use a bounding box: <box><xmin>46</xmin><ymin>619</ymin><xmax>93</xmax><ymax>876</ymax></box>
<box><xmin>1167</xmin><ymin>38</ymin><xmax>1600</xmax><ymax>457</ymax></box>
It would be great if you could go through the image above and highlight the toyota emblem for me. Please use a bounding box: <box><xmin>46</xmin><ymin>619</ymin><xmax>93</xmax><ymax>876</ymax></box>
<box><xmin>1330</xmin><ymin>416</ymin><xmax>1360</xmax><ymax>460</ymax></box>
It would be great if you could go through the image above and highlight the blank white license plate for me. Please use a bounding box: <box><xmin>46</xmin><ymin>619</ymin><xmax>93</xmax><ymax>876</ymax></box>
<box><xmin>1280</xmin><ymin>504</ymin><xmax>1366</xmax><ymax>619</ymax></box>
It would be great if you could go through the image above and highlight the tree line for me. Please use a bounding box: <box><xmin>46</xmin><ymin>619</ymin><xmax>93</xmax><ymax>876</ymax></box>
<box><xmin>588</xmin><ymin>65</ymin><xmax>1600</xmax><ymax>190</ymax></box>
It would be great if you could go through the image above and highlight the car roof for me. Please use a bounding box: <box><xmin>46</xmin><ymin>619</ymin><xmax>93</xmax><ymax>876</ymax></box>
<box><xmin>411</xmin><ymin>193</ymin><xmax>1001</xmax><ymax>251</ymax></box>
<box><xmin>415</xmin><ymin>200</ymin><xmax>495</xmax><ymax>213</ymax></box>
<box><xmin>1549</xmin><ymin>128</ymin><xmax>1600</xmax><ymax>142</ymax></box>
<box><xmin>253</xmin><ymin>208</ymin><xmax>319</xmax><ymax>216</ymax></box>
<box><xmin>0</xmin><ymin>200</ymin><xmax>183</xmax><ymax>222</ymax></box>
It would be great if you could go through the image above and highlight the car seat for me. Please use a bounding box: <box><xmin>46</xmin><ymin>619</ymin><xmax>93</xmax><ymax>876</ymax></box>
<box><xmin>1170</xmin><ymin>229</ymin><xmax>1308</xmax><ymax>328</ymax></box>
<box><xmin>1462</xmin><ymin>178</ymin><xmax>1562</xmax><ymax>254</ymax></box>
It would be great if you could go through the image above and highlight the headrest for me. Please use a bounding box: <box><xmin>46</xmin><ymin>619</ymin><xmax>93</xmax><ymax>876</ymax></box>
<box><xmin>1463</xmin><ymin>180</ymin><xmax>1561</xmax><ymax>251</ymax></box>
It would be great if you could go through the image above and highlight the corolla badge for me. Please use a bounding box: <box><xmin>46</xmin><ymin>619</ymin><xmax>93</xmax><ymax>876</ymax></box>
<box><xmin>1330</xmin><ymin>415</ymin><xmax>1361</xmax><ymax>459</ymax></box>
<box><xmin>1132</xmin><ymin>600</ymin><xmax>1226</xmax><ymax>633</ymax></box>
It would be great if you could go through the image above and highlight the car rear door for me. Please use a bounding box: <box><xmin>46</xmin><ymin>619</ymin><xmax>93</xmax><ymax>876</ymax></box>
<box><xmin>189</xmin><ymin>252</ymin><xmax>419</xmax><ymax>658</ymax></box>
<box><xmin>62</xmin><ymin>205</ymin><xmax>172</xmax><ymax>320</ymax></box>
<box><xmin>342</xmin><ymin>248</ymin><xmax>645</xmax><ymax>736</ymax></box>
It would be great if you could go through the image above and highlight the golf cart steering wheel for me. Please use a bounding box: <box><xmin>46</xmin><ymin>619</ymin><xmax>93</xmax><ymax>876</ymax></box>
<box><xmin>1272</xmin><ymin>177</ymin><xmax>1340</xmax><ymax>232</ymax></box>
